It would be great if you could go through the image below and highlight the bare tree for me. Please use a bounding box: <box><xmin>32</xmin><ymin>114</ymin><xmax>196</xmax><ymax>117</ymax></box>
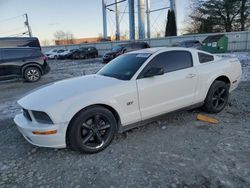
<box><xmin>41</xmin><ymin>39</ymin><xmax>52</xmax><ymax>46</ymax></box>
<box><xmin>239</xmin><ymin>0</ymin><xmax>250</xmax><ymax>31</ymax></box>
<box><xmin>53</xmin><ymin>30</ymin><xmax>66</xmax><ymax>41</ymax></box>
<box><xmin>54</xmin><ymin>30</ymin><xmax>74</xmax><ymax>44</ymax></box>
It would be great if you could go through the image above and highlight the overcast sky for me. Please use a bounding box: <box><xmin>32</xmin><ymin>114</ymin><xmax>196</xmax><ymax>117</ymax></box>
<box><xmin>0</xmin><ymin>0</ymin><xmax>190</xmax><ymax>41</ymax></box>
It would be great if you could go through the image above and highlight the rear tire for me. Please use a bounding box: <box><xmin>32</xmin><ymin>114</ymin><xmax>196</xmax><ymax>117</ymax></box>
<box><xmin>203</xmin><ymin>81</ymin><xmax>229</xmax><ymax>113</ymax></box>
<box><xmin>67</xmin><ymin>106</ymin><xmax>117</xmax><ymax>153</ymax></box>
<box><xmin>24</xmin><ymin>67</ymin><xmax>41</xmax><ymax>82</ymax></box>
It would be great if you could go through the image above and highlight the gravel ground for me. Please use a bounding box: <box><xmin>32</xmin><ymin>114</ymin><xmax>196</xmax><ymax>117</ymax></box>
<box><xmin>0</xmin><ymin>55</ymin><xmax>250</xmax><ymax>188</ymax></box>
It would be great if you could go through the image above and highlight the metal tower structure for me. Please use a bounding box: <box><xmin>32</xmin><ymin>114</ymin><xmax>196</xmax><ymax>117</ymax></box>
<box><xmin>137</xmin><ymin>0</ymin><xmax>145</xmax><ymax>39</ymax></box>
<box><xmin>128</xmin><ymin>0</ymin><xmax>135</xmax><ymax>40</ymax></box>
<box><xmin>102</xmin><ymin>0</ymin><xmax>177</xmax><ymax>40</ymax></box>
<box><xmin>115</xmin><ymin>0</ymin><xmax>120</xmax><ymax>40</ymax></box>
<box><xmin>102</xmin><ymin>0</ymin><xmax>108</xmax><ymax>39</ymax></box>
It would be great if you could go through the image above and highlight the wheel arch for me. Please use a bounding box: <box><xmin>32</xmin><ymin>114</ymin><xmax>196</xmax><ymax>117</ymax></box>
<box><xmin>204</xmin><ymin>75</ymin><xmax>231</xmax><ymax>101</ymax></box>
<box><xmin>214</xmin><ymin>75</ymin><xmax>231</xmax><ymax>86</ymax></box>
<box><xmin>65</xmin><ymin>104</ymin><xmax>121</xmax><ymax>146</ymax></box>
<box><xmin>22</xmin><ymin>63</ymin><xmax>43</xmax><ymax>75</ymax></box>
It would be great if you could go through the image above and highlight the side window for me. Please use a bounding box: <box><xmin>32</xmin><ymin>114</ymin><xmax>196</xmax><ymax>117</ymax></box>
<box><xmin>198</xmin><ymin>52</ymin><xmax>214</xmax><ymax>63</ymax></box>
<box><xmin>145</xmin><ymin>51</ymin><xmax>193</xmax><ymax>73</ymax></box>
<box><xmin>3</xmin><ymin>49</ymin><xmax>26</xmax><ymax>60</ymax></box>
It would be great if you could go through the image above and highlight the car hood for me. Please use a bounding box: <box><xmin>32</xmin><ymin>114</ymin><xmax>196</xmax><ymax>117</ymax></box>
<box><xmin>18</xmin><ymin>74</ymin><xmax>122</xmax><ymax>111</ymax></box>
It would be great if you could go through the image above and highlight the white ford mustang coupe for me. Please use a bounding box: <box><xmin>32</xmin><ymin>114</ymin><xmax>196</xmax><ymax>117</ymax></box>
<box><xmin>14</xmin><ymin>47</ymin><xmax>242</xmax><ymax>153</ymax></box>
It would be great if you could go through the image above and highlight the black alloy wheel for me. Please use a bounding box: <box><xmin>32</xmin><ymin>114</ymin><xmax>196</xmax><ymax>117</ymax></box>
<box><xmin>67</xmin><ymin>106</ymin><xmax>117</xmax><ymax>153</ymax></box>
<box><xmin>203</xmin><ymin>80</ymin><xmax>229</xmax><ymax>113</ymax></box>
<box><xmin>211</xmin><ymin>87</ymin><xmax>227</xmax><ymax>110</ymax></box>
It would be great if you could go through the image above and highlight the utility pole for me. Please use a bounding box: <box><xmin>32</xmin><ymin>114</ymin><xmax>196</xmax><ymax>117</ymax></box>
<box><xmin>24</xmin><ymin>13</ymin><xmax>32</xmax><ymax>37</ymax></box>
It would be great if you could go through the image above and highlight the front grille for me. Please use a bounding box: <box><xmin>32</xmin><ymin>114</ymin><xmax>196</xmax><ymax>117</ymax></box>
<box><xmin>23</xmin><ymin>109</ymin><xmax>32</xmax><ymax>121</ymax></box>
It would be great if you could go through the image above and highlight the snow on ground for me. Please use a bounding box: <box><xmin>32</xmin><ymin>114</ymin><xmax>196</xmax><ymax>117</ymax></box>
<box><xmin>218</xmin><ymin>51</ymin><xmax>250</xmax><ymax>61</ymax></box>
<box><xmin>218</xmin><ymin>51</ymin><xmax>250</xmax><ymax>81</ymax></box>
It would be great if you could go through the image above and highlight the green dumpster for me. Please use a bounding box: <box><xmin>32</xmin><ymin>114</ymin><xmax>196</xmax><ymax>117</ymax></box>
<box><xmin>202</xmin><ymin>34</ymin><xmax>228</xmax><ymax>53</ymax></box>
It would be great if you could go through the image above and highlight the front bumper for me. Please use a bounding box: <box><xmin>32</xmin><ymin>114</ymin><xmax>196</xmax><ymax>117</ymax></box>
<box><xmin>14</xmin><ymin>114</ymin><xmax>68</xmax><ymax>148</ymax></box>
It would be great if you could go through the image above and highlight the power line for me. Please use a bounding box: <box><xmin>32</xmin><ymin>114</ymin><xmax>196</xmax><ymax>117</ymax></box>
<box><xmin>0</xmin><ymin>14</ymin><xmax>24</xmax><ymax>24</ymax></box>
<box><xmin>119</xmin><ymin>4</ymin><xmax>128</xmax><ymax>24</ymax></box>
<box><xmin>0</xmin><ymin>27</ymin><xmax>25</xmax><ymax>35</ymax></box>
<box><xmin>7</xmin><ymin>31</ymin><xmax>29</xmax><ymax>37</ymax></box>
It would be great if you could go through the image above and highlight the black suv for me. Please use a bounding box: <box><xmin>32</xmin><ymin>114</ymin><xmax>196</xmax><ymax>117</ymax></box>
<box><xmin>102</xmin><ymin>42</ymin><xmax>150</xmax><ymax>63</ymax></box>
<box><xmin>0</xmin><ymin>48</ymin><xmax>50</xmax><ymax>82</ymax></box>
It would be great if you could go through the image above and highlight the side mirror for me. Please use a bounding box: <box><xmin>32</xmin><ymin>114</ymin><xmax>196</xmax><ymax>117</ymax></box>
<box><xmin>143</xmin><ymin>67</ymin><xmax>164</xmax><ymax>78</ymax></box>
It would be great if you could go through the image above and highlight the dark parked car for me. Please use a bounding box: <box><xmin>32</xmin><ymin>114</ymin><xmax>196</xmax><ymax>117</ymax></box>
<box><xmin>0</xmin><ymin>48</ymin><xmax>50</xmax><ymax>82</ymax></box>
<box><xmin>58</xmin><ymin>49</ymin><xmax>77</xmax><ymax>59</ymax></box>
<box><xmin>102</xmin><ymin>42</ymin><xmax>150</xmax><ymax>63</ymax></box>
<box><xmin>71</xmin><ymin>47</ymin><xmax>98</xmax><ymax>59</ymax></box>
<box><xmin>172</xmin><ymin>40</ymin><xmax>202</xmax><ymax>50</ymax></box>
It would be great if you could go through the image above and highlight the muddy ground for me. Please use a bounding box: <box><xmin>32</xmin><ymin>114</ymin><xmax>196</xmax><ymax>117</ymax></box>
<box><xmin>0</xmin><ymin>57</ymin><xmax>250</xmax><ymax>188</ymax></box>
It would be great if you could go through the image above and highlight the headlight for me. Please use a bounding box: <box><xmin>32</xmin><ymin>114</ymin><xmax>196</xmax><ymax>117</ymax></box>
<box><xmin>32</xmin><ymin>111</ymin><xmax>53</xmax><ymax>124</ymax></box>
<box><xmin>23</xmin><ymin>109</ymin><xmax>32</xmax><ymax>121</ymax></box>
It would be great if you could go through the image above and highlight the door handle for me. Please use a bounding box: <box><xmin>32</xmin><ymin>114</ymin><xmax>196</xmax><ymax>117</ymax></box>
<box><xmin>186</xmin><ymin>73</ymin><xmax>196</xmax><ymax>78</ymax></box>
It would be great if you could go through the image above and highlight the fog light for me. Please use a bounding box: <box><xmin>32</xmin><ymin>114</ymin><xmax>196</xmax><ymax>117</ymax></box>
<box><xmin>32</xmin><ymin>130</ymin><xmax>57</xmax><ymax>135</ymax></box>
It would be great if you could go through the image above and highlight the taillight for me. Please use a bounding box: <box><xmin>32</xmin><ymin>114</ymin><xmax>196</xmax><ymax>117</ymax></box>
<box><xmin>40</xmin><ymin>54</ymin><xmax>47</xmax><ymax>61</ymax></box>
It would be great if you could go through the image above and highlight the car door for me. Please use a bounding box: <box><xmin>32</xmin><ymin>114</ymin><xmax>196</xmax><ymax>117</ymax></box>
<box><xmin>1</xmin><ymin>49</ymin><xmax>27</xmax><ymax>76</ymax></box>
<box><xmin>0</xmin><ymin>49</ymin><xmax>4</xmax><ymax>77</ymax></box>
<box><xmin>1</xmin><ymin>49</ymin><xmax>17</xmax><ymax>76</ymax></box>
<box><xmin>136</xmin><ymin>50</ymin><xmax>198</xmax><ymax>120</ymax></box>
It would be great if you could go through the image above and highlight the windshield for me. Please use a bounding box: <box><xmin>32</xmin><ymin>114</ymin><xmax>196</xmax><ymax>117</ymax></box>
<box><xmin>97</xmin><ymin>53</ymin><xmax>151</xmax><ymax>80</ymax></box>
<box><xmin>111</xmin><ymin>45</ymin><xmax>123</xmax><ymax>52</ymax></box>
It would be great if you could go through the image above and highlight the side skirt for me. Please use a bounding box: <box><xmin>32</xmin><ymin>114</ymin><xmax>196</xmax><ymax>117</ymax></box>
<box><xmin>118</xmin><ymin>102</ymin><xmax>204</xmax><ymax>133</ymax></box>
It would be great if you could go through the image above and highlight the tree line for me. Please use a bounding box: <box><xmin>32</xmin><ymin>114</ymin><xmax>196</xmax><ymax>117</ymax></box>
<box><xmin>185</xmin><ymin>0</ymin><xmax>250</xmax><ymax>34</ymax></box>
<box><xmin>165</xmin><ymin>0</ymin><xmax>250</xmax><ymax>36</ymax></box>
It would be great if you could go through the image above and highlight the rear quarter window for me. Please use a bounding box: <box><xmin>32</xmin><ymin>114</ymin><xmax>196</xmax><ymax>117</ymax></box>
<box><xmin>198</xmin><ymin>52</ymin><xmax>214</xmax><ymax>63</ymax></box>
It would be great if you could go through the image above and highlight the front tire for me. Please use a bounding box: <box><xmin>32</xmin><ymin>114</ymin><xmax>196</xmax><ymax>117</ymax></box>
<box><xmin>24</xmin><ymin>67</ymin><xmax>41</xmax><ymax>82</ymax></box>
<box><xmin>203</xmin><ymin>81</ymin><xmax>229</xmax><ymax>113</ymax></box>
<box><xmin>67</xmin><ymin>106</ymin><xmax>117</xmax><ymax>153</ymax></box>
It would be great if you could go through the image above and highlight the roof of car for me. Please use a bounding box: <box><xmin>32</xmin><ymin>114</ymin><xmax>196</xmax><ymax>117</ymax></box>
<box><xmin>0</xmin><ymin>37</ymin><xmax>39</xmax><ymax>40</ymax></box>
<box><xmin>128</xmin><ymin>47</ymin><xmax>165</xmax><ymax>54</ymax></box>
<box><xmin>128</xmin><ymin>47</ymin><xmax>195</xmax><ymax>54</ymax></box>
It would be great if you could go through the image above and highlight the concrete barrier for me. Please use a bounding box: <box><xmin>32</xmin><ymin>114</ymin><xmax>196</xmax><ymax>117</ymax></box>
<box><xmin>42</xmin><ymin>31</ymin><xmax>250</xmax><ymax>55</ymax></box>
